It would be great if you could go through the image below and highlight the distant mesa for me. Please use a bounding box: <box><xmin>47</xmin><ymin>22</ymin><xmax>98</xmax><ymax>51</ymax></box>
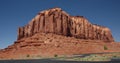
<box><xmin>18</xmin><ymin>7</ymin><xmax>114</xmax><ymax>42</ymax></box>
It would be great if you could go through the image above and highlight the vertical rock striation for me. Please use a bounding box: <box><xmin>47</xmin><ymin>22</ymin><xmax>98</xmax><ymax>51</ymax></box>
<box><xmin>18</xmin><ymin>8</ymin><xmax>114</xmax><ymax>42</ymax></box>
<box><xmin>69</xmin><ymin>16</ymin><xmax>114</xmax><ymax>41</ymax></box>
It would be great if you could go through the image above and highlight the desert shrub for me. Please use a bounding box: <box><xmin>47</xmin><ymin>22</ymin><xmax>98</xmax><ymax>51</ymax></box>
<box><xmin>113</xmin><ymin>56</ymin><xmax>117</xmax><ymax>58</ymax></box>
<box><xmin>104</xmin><ymin>45</ymin><xmax>108</xmax><ymax>50</ymax></box>
<box><xmin>54</xmin><ymin>54</ymin><xmax>58</xmax><ymax>57</ymax></box>
<box><xmin>27</xmin><ymin>54</ymin><xmax>30</xmax><ymax>57</ymax></box>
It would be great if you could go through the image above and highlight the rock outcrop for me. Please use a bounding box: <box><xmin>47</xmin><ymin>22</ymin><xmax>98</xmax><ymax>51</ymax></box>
<box><xmin>18</xmin><ymin>8</ymin><xmax>114</xmax><ymax>42</ymax></box>
<box><xmin>0</xmin><ymin>8</ymin><xmax>119</xmax><ymax>59</ymax></box>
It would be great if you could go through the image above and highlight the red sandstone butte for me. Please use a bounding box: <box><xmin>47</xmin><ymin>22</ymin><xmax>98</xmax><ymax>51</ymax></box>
<box><xmin>18</xmin><ymin>8</ymin><xmax>114</xmax><ymax>42</ymax></box>
<box><xmin>0</xmin><ymin>8</ymin><xmax>119</xmax><ymax>59</ymax></box>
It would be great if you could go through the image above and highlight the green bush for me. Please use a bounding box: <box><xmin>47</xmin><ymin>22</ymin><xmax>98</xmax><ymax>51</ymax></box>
<box><xmin>104</xmin><ymin>45</ymin><xmax>108</xmax><ymax>50</ymax></box>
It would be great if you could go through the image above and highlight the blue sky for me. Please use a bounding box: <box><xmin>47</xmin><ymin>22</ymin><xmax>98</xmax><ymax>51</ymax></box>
<box><xmin>0</xmin><ymin>0</ymin><xmax>120</xmax><ymax>49</ymax></box>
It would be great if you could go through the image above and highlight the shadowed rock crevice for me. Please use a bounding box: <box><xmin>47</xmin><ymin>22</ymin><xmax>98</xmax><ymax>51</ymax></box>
<box><xmin>17</xmin><ymin>8</ymin><xmax>114</xmax><ymax>42</ymax></box>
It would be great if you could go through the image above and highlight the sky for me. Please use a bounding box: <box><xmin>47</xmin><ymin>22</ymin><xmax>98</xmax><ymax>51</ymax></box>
<box><xmin>0</xmin><ymin>0</ymin><xmax>120</xmax><ymax>49</ymax></box>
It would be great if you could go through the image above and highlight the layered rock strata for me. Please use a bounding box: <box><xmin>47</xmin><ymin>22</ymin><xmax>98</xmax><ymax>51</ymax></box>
<box><xmin>18</xmin><ymin>8</ymin><xmax>114</xmax><ymax>42</ymax></box>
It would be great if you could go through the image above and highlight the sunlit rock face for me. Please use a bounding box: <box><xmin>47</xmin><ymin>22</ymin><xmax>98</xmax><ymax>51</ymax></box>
<box><xmin>18</xmin><ymin>8</ymin><xmax>114</xmax><ymax>42</ymax></box>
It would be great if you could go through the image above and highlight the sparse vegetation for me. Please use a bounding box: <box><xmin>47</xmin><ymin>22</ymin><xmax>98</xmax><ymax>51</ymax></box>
<box><xmin>54</xmin><ymin>54</ymin><xmax>58</xmax><ymax>57</ymax></box>
<box><xmin>104</xmin><ymin>45</ymin><xmax>108</xmax><ymax>50</ymax></box>
<box><xmin>26</xmin><ymin>54</ymin><xmax>30</xmax><ymax>57</ymax></box>
<box><xmin>53</xmin><ymin>53</ymin><xmax>120</xmax><ymax>61</ymax></box>
<box><xmin>113</xmin><ymin>55</ymin><xmax>117</xmax><ymax>58</ymax></box>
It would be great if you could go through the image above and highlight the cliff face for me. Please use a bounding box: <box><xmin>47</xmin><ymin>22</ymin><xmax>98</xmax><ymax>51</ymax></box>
<box><xmin>18</xmin><ymin>8</ymin><xmax>69</xmax><ymax>39</ymax></box>
<box><xmin>69</xmin><ymin>16</ymin><xmax>114</xmax><ymax>42</ymax></box>
<box><xmin>18</xmin><ymin>8</ymin><xmax>114</xmax><ymax>42</ymax></box>
<box><xmin>0</xmin><ymin>8</ymin><xmax>118</xmax><ymax>59</ymax></box>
